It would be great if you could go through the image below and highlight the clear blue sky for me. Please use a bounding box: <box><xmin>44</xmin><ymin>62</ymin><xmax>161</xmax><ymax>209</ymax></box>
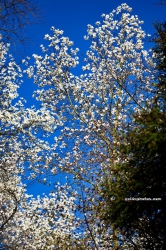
<box><xmin>27</xmin><ymin>0</ymin><xmax>166</xmax><ymax>53</ymax></box>
<box><xmin>18</xmin><ymin>0</ymin><xmax>165</xmax><ymax>195</ymax></box>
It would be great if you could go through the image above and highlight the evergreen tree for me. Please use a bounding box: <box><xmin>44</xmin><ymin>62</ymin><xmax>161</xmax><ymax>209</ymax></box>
<box><xmin>153</xmin><ymin>21</ymin><xmax>166</xmax><ymax>107</ymax></box>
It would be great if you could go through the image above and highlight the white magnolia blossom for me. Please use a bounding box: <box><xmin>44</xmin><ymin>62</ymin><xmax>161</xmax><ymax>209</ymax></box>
<box><xmin>0</xmin><ymin>162</ymin><xmax>78</xmax><ymax>249</ymax></box>
<box><xmin>0</xmin><ymin>3</ymin><xmax>158</xmax><ymax>249</ymax></box>
<box><xmin>29</xmin><ymin>3</ymin><xmax>156</xmax><ymax>185</ymax></box>
<box><xmin>0</xmin><ymin>153</ymin><xmax>78</xmax><ymax>248</ymax></box>
<box><xmin>0</xmin><ymin>39</ymin><xmax>79</xmax><ymax>248</ymax></box>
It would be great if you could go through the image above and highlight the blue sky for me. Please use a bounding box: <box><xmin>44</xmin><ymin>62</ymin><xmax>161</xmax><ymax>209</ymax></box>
<box><xmin>17</xmin><ymin>0</ymin><xmax>165</xmax><ymax>195</ymax></box>
<box><xmin>26</xmin><ymin>0</ymin><xmax>165</xmax><ymax>53</ymax></box>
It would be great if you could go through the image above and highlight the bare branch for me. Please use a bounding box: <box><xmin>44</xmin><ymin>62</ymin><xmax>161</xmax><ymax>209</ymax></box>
<box><xmin>0</xmin><ymin>0</ymin><xmax>43</xmax><ymax>47</ymax></box>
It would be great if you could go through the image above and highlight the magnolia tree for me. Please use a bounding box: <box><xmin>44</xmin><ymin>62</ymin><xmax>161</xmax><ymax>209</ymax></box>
<box><xmin>0</xmin><ymin>169</ymin><xmax>78</xmax><ymax>249</ymax></box>
<box><xmin>0</xmin><ymin>3</ymin><xmax>158</xmax><ymax>249</ymax></box>
<box><xmin>0</xmin><ymin>40</ymin><xmax>80</xmax><ymax>248</ymax></box>
<box><xmin>26</xmin><ymin>3</ymin><xmax>156</xmax><ymax>249</ymax></box>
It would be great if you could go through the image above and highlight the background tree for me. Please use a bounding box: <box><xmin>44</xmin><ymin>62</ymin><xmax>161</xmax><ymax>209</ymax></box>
<box><xmin>0</xmin><ymin>0</ymin><xmax>42</xmax><ymax>48</ymax></box>
<box><xmin>153</xmin><ymin>21</ymin><xmax>166</xmax><ymax>105</ymax></box>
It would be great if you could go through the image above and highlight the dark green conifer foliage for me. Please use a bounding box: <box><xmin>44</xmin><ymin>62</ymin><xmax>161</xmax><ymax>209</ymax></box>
<box><xmin>153</xmin><ymin>21</ymin><xmax>166</xmax><ymax>107</ymax></box>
